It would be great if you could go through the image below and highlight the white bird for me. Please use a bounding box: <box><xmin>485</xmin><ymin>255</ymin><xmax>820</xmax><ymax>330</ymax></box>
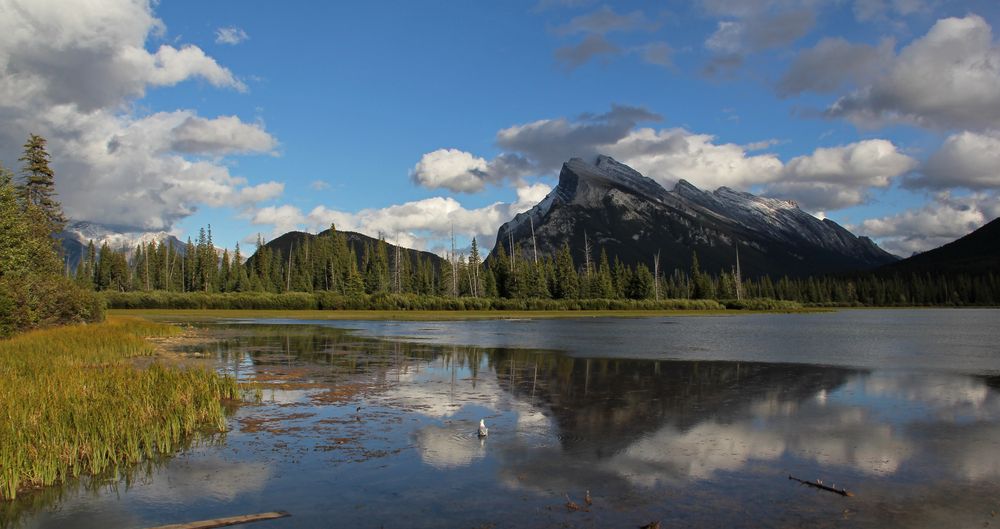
<box><xmin>477</xmin><ymin>419</ymin><xmax>489</xmax><ymax>438</ymax></box>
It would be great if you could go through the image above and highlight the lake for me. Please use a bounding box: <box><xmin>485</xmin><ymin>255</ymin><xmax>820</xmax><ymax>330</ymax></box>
<box><xmin>5</xmin><ymin>309</ymin><xmax>1000</xmax><ymax>528</ymax></box>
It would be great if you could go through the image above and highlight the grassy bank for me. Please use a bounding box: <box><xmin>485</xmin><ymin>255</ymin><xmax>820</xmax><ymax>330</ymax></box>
<box><xmin>102</xmin><ymin>290</ymin><xmax>808</xmax><ymax>312</ymax></box>
<box><xmin>0</xmin><ymin>317</ymin><xmax>240</xmax><ymax>500</ymax></box>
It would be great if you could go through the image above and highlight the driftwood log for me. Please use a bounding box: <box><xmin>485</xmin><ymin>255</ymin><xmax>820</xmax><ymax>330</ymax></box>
<box><xmin>146</xmin><ymin>511</ymin><xmax>290</xmax><ymax>529</ymax></box>
<box><xmin>789</xmin><ymin>475</ymin><xmax>853</xmax><ymax>497</ymax></box>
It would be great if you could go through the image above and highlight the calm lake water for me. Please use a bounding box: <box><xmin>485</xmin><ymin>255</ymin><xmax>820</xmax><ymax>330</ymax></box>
<box><xmin>5</xmin><ymin>309</ymin><xmax>1000</xmax><ymax>528</ymax></box>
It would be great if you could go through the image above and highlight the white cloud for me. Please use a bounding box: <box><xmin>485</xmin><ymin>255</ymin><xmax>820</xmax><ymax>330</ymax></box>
<box><xmin>309</xmin><ymin>180</ymin><xmax>331</xmax><ymax>191</ymax></box>
<box><xmin>215</xmin><ymin>26</ymin><xmax>249</xmax><ymax>45</ymax></box>
<box><xmin>410</xmin><ymin>149</ymin><xmax>491</xmax><ymax>193</ymax></box>
<box><xmin>410</xmin><ymin>149</ymin><xmax>535</xmax><ymax>193</ymax></box>
<box><xmin>858</xmin><ymin>192</ymin><xmax>1000</xmax><ymax>255</ymax></box>
<box><xmin>826</xmin><ymin>15</ymin><xmax>1000</xmax><ymax>130</ymax></box>
<box><xmin>603</xmin><ymin>127</ymin><xmax>784</xmax><ymax>190</ymax></box>
<box><xmin>249</xmin><ymin>183</ymin><xmax>552</xmax><ymax>252</ymax></box>
<box><xmin>169</xmin><ymin>115</ymin><xmax>277</xmax><ymax>155</ymax></box>
<box><xmin>251</xmin><ymin>205</ymin><xmax>307</xmax><ymax>237</ymax></box>
<box><xmin>909</xmin><ymin>130</ymin><xmax>1000</xmax><ymax>190</ymax></box>
<box><xmin>0</xmin><ymin>0</ymin><xmax>276</xmax><ymax>233</ymax></box>
<box><xmin>768</xmin><ymin>139</ymin><xmax>916</xmax><ymax>211</ymax></box>
<box><xmin>786</xmin><ymin>140</ymin><xmax>914</xmax><ymax>181</ymax></box>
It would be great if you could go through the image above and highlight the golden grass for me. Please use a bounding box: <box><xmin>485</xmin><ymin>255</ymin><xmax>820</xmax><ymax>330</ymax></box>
<box><xmin>0</xmin><ymin>317</ymin><xmax>240</xmax><ymax>500</ymax></box>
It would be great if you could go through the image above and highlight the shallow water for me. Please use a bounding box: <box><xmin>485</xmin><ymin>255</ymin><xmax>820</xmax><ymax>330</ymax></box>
<box><xmin>5</xmin><ymin>309</ymin><xmax>1000</xmax><ymax>528</ymax></box>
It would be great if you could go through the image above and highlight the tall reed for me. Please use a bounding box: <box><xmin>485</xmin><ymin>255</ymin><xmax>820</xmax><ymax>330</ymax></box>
<box><xmin>0</xmin><ymin>317</ymin><xmax>239</xmax><ymax>500</ymax></box>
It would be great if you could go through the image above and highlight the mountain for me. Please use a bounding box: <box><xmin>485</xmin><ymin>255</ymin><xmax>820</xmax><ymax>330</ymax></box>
<box><xmin>58</xmin><ymin>221</ymin><xmax>186</xmax><ymax>270</ymax></box>
<box><xmin>492</xmin><ymin>155</ymin><xmax>897</xmax><ymax>278</ymax></box>
<box><xmin>878</xmin><ymin>216</ymin><xmax>1000</xmax><ymax>276</ymax></box>
<box><xmin>249</xmin><ymin>228</ymin><xmax>446</xmax><ymax>272</ymax></box>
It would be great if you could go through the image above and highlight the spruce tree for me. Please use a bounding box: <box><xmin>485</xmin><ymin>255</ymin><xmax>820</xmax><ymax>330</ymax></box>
<box><xmin>19</xmin><ymin>134</ymin><xmax>66</xmax><ymax>233</ymax></box>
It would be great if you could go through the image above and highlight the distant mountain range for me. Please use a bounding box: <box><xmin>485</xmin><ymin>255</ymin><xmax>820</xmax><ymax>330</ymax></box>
<box><xmin>877</xmin><ymin>216</ymin><xmax>999</xmax><ymax>276</ymax></box>
<box><xmin>491</xmin><ymin>156</ymin><xmax>897</xmax><ymax>278</ymax></box>
<box><xmin>57</xmin><ymin>222</ymin><xmax>186</xmax><ymax>270</ymax></box>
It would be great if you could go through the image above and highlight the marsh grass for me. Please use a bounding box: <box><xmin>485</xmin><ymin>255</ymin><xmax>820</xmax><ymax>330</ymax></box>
<box><xmin>0</xmin><ymin>317</ymin><xmax>240</xmax><ymax>500</ymax></box>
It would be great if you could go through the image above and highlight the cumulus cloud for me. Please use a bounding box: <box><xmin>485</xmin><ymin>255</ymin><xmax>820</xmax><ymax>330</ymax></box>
<box><xmin>767</xmin><ymin>139</ymin><xmax>917</xmax><ymax>210</ymax></box>
<box><xmin>778</xmin><ymin>37</ymin><xmax>894</xmax><ymax>97</ymax></box>
<box><xmin>249</xmin><ymin>183</ymin><xmax>553</xmax><ymax>252</ymax></box>
<box><xmin>169</xmin><ymin>115</ymin><xmax>277</xmax><ymax>155</ymax></box>
<box><xmin>858</xmin><ymin>192</ymin><xmax>1000</xmax><ymax>255</ymax></box>
<box><xmin>410</xmin><ymin>149</ymin><xmax>490</xmax><ymax>193</ymax></box>
<box><xmin>0</xmin><ymin>0</ymin><xmax>278</xmax><ymax>233</ymax></box>
<box><xmin>410</xmin><ymin>149</ymin><xmax>533</xmax><ymax>193</ymax></box>
<box><xmin>907</xmin><ymin>130</ymin><xmax>1000</xmax><ymax>190</ymax></box>
<box><xmin>602</xmin><ymin>127</ymin><xmax>784</xmax><ymax>190</ymax></box>
<box><xmin>825</xmin><ymin>15</ymin><xmax>1000</xmax><ymax>130</ymax></box>
<box><xmin>215</xmin><ymin>26</ymin><xmax>249</xmax><ymax>45</ymax></box>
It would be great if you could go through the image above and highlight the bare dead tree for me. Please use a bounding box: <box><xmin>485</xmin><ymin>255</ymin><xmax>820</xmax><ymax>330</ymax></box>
<box><xmin>530</xmin><ymin>216</ymin><xmax>538</xmax><ymax>265</ymax></box>
<box><xmin>734</xmin><ymin>241</ymin><xmax>743</xmax><ymax>301</ymax></box>
<box><xmin>653</xmin><ymin>250</ymin><xmax>661</xmax><ymax>301</ymax></box>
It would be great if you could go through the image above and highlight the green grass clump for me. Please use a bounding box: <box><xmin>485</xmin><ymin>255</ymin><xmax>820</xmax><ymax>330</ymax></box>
<box><xmin>0</xmin><ymin>317</ymin><xmax>239</xmax><ymax>500</ymax></box>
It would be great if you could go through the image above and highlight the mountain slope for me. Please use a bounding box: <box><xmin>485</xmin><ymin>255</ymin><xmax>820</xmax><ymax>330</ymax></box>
<box><xmin>878</xmin><ymin>217</ymin><xmax>1000</xmax><ymax>276</ymax></box>
<box><xmin>250</xmin><ymin>228</ymin><xmax>446</xmax><ymax>273</ymax></box>
<box><xmin>492</xmin><ymin>156</ymin><xmax>896</xmax><ymax>278</ymax></box>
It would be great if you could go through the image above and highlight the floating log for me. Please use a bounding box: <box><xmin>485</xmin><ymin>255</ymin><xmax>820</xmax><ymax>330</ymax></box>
<box><xmin>146</xmin><ymin>511</ymin><xmax>290</xmax><ymax>529</ymax></box>
<box><xmin>789</xmin><ymin>475</ymin><xmax>853</xmax><ymax>497</ymax></box>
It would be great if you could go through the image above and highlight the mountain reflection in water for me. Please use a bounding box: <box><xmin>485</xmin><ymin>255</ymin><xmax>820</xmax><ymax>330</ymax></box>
<box><xmin>9</xmin><ymin>315</ymin><xmax>1000</xmax><ymax>529</ymax></box>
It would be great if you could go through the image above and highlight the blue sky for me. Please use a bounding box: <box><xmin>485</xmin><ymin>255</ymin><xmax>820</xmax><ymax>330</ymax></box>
<box><xmin>1</xmin><ymin>0</ymin><xmax>999</xmax><ymax>256</ymax></box>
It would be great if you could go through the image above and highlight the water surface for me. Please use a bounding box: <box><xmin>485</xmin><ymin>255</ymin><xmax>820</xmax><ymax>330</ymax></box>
<box><xmin>6</xmin><ymin>309</ymin><xmax>1000</xmax><ymax>528</ymax></box>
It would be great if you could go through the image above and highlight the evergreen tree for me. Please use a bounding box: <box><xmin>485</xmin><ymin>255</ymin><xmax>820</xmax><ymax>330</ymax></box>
<box><xmin>18</xmin><ymin>134</ymin><xmax>66</xmax><ymax>233</ymax></box>
<box><xmin>553</xmin><ymin>242</ymin><xmax>578</xmax><ymax>299</ymax></box>
<box><xmin>0</xmin><ymin>165</ymin><xmax>33</xmax><ymax>279</ymax></box>
<box><xmin>628</xmin><ymin>263</ymin><xmax>654</xmax><ymax>299</ymax></box>
<box><xmin>595</xmin><ymin>249</ymin><xmax>614</xmax><ymax>298</ymax></box>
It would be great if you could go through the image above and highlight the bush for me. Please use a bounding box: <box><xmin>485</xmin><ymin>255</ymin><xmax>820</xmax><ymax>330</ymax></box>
<box><xmin>722</xmin><ymin>298</ymin><xmax>803</xmax><ymax>311</ymax></box>
<box><xmin>0</xmin><ymin>276</ymin><xmax>103</xmax><ymax>338</ymax></box>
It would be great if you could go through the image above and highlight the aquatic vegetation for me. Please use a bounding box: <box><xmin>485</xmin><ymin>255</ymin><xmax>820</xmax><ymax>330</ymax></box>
<box><xmin>0</xmin><ymin>317</ymin><xmax>240</xmax><ymax>500</ymax></box>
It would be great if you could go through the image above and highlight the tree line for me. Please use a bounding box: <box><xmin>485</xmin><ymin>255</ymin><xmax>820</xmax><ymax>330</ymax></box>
<box><xmin>0</xmin><ymin>135</ymin><xmax>103</xmax><ymax>337</ymax></box>
<box><xmin>80</xmin><ymin>223</ymin><xmax>998</xmax><ymax>307</ymax></box>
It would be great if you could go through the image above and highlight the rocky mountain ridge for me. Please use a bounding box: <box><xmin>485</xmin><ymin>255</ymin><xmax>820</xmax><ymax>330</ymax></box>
<box><xmin>493</xmin><ymin>155</ymin><xmax>897</xmax><ymax>278</ymax></box>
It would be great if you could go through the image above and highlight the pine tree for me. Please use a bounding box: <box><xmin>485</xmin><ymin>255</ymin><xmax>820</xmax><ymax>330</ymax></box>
<box><xmin>595</xmin><ymin>249</ymin><xmax>614</xmax><ymax>298</ymax></box>
<box><xmin>19</xmin><ymin>134</ymin><xmax>66</xmax><ymax>233</ymax></box>
<box><xmin>468</xmin><ymin>238</ymin><xmax>483</xmax><ymax>297</ymax></box>
<box><xmin>553</xmin><ymin>242</ymin><xmax>578</xmax><ymax>299</ymax></box>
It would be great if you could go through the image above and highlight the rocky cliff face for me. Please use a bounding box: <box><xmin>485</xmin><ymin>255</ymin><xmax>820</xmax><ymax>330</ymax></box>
<box><xmin>492</xmin><ymin>156</ymin><xmax>896</xmax><ymax>278</ymax></box>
